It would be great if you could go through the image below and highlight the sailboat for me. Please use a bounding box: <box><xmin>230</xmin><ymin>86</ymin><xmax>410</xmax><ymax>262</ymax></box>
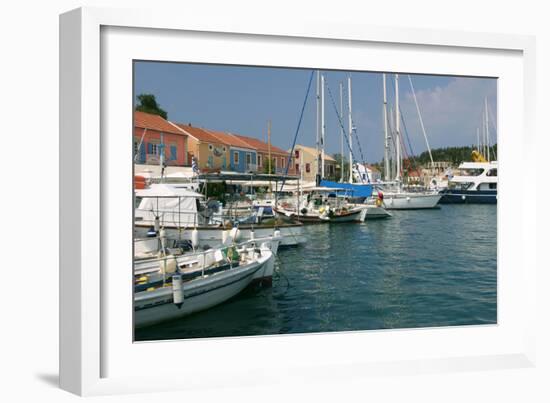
<box><xmin>375</xmin><ymin>73</ymin><xmax>441</xmax><ymax>210</ymax></box>
<box><xmin>274</xmin><ymin>72</ymin><xmax>367</xmax><ymax>223</ymax></box>
<box><xmin>318</xmin><ymin>73</ymin><xmax>391</xmax><ymax>218</ymax></box>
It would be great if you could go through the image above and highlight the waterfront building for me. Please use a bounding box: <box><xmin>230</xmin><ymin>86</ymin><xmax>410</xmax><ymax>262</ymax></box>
<box><xmin>292</xmin><ymin>144</ymin><xmax>337</xmax><ymax>182</ymax></box>
<box><xmin>134</xmin><ymin>111</ymin><xmax>188</xmax><ymax>166</ymax></box>
<box><xmin>173</xmin><ymin>124</ymin><xmax>230</xmax><ymax>172</ymax></box>
<box><xmin>233</xmin><ymin>134</ymin><xmax>295</xmax><ymax>175</ymax></box>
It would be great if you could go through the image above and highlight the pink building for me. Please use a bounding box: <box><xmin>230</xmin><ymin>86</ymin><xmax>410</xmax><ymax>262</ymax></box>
<box><xmin>133</xmin><ymin>111</ymin><xmax>188</xmax><ymax>166</ymax></box>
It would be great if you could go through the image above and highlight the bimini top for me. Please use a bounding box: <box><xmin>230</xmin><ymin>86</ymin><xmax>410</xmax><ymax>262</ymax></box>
<box><xmin>319</xmin><ymin>180</ymin><xmax>373</xmax><ymax>198</ymax></box>
<box><xmin>135</xmin><ymin>183</ymin><xmax>204</xmax><ymax>198</ymax></box>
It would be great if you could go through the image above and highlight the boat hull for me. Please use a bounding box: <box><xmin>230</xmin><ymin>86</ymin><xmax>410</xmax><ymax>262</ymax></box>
<box><xmin>365</xmin><ymin>205</ymin><xmax>392</xmax><ymax>219</ymax></box>
<box><xmin>438</xmin><ymin>190</ymin><xmax>497</xmax><ymax>204</ymax></box>
<box><xmin>135</xmin><ymin>254</ymin><xmax>271</xmax><ymax>328</ymax></box>
<box><xmin>134</xmin><ymin>223</ymin><xmax>305</xmax><ymax>248</ymax></box>
<box><xmin>383</xmin><ymin>193</ymin><xmax>442</xmax><ymax>210</ymax></box>
<box><xmin>274</xmin><ymin>207</ymin><xmax>366</xmax><ymax>224</ymax></box>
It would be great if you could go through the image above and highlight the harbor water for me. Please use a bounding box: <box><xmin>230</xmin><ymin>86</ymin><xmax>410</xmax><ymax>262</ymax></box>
<box><xmin>135</xmin><ymin>204</ymin><xmax>497</xmax><ymax>341</ymax></box>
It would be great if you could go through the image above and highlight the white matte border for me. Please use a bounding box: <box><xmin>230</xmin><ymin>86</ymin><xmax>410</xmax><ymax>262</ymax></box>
<box><xmin>59</xmin><ymin>7</ymin><xmax>537</xmax><ymax>396</ymax></box>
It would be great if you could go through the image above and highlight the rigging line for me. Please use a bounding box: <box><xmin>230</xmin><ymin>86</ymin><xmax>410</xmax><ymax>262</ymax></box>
<box><xmin>397</xmin><ymin>107</ymin><xmax>418</xmax><ymax>171</ymax></box>
<box><xmin>408</xmin><ymin>75</ymin><xmax>434</xmax><ymax>166</ymax></box>
<box><xmin>280</xmin><ymin>70</ymin><xmax>315</xmax><ymax>192</ymax></box>
<box><xmin>327</xmin><ymin>77</ymin><xmax>366</xmax><ymax>165</ymax></box>
<box><xmin>387</xmin><ymin>76</ymin><xmax>416</xmax><ymax>172</ymax></box>
<box><xmin>323</xmin><ymin>78</ymin><xmax>362</xmax><ymax>174</ymax></box>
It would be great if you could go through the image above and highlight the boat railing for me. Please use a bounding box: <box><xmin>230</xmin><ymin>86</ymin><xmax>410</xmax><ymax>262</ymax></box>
<box><xmin>135</xmin><ymin>233</ymin><xmax>277</xmax><ymax>281</ymax></box>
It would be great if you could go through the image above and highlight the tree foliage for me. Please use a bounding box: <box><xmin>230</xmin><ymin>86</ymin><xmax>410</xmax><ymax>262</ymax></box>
<box><xmin>331</xmin><ymin>153</ymin><xmax>349</xmax><ymax>181</ymax></box>
<box><xmin>263</xmin><ymin>158</ymin><xmax>276</xmax><ymax>174</ymax></box>
<box><xmin>135</xmin><ymin>94</ymin><xmax>168</xmax><ymax>119</ymax></box>
<box><xmin>414</xmin><ymin>144</ymin><xmax>498</xmax><ymax>166</ymax></box>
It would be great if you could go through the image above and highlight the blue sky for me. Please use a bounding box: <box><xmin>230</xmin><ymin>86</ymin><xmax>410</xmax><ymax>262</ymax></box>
<box><xmin>134</xmin><ymin>61</ymin><xmax>497</xmax><ymax>163</ymax></box>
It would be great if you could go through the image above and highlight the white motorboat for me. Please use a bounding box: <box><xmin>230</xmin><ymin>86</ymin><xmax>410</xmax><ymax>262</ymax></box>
<box><xmin>439</xmin><ymin>161</ymin><xmax>497</xmax><ymax>204</ymax></box>
<box><xmin>134</xmin><ymin>240</ymin><xmax>274</xmax><ymax>328</ymax></box>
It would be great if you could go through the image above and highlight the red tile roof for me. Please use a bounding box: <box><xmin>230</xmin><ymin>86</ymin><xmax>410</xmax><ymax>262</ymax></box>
<box><xmin>171</xmin><ymin>121</ymin><xmax>289</xmax><ymax>156</ymax></box>
<box><xmin>134</xmin><ymin>111</ymin><xmax>186</xmax><ymax>136</ymax></box>
<box><xmin>205</xmin><ymin>130</ymin><xmax>255</xmax><ymax>150</ymax></box>
<box><xmin>173</xmin><ymin>124</ymin><xmax>222</xmax><ymax>143</ymax></box>
<box><xmin>233</xmin><ymin>135</ymin><xmax>289</xmax><ymax>156</ymax></box>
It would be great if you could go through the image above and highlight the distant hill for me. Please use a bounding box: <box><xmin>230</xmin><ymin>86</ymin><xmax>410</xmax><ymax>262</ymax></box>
<box><xmin>414</xmin><ymin>145</ymin><xmax>497</xmax><ymax>166</ymax></box>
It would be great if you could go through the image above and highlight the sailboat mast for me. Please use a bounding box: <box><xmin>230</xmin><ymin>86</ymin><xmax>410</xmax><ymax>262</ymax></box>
<box><xmin>395</xmin><ymin>74</ymin><xmax>401</xmax><ymax>182</ymax></box>
<box><xmin>485</xmin><ymin>97</ymin><xmax>490</xmax><ymax>161</ymax></box>
<box><xmin>347</xmin><ymin>75</ymin><xmax>353</xmax><ymax>183</ymax></box>
<box><xmin>268</xmin><ymin>120</ymin><xmax>272</xmax><ymax>174</ymax></box>
<box><xmin>321</xmin><ymin>74</ymin><xmax>326</xmax><ymax>180</ymax></box>
<box><xmin>340</xmin><ymin>82</ymin><xmax>344</xmax><ymax>182</ymax></box>
<box><xmin>477</xmin><ymin>127</ymin><xmax>480</xmax><ymax>153</ymax></box>
<box><xmin>315</xmin><ymin>71</ymin><xmax>321</xmax><ymax>185</ymax></box>
<box><xmin>383</xmin><ymin>73</ymin><xmax>390</xmax><ymax>181</ymax></box>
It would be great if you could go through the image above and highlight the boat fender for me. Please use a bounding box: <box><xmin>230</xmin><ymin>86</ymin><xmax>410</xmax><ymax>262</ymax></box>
<box><xmin>249</xmin><ymin>230</ymin><xmax>255</xmax><ymax>241</ymax></box>
<box><xmin>227</xmin><ymin>227</ymin><xmax>241</xmax><ymax>242</ymax></box>
<box><xmin>221</xmin><ymin>230</ymin><xmax>228</xmax><ymax>245</ymax></box>
<box><xmin>406</xmin><ymin>196</ymin><xmax>411</xmax><ymax>201</ymax></box>
<box><xmin>375</xmin><ymin>198</ymin><xmax>382</xmax><ymax>207</ymax></box>
<box><xmin>172</xmin><ymin>275</ymin><xmax>184</xmax><ymax>308</ymax></box>
<box><xmin>191</xmin><ymin>228</ymin><xmax>199</xmax><ymax>249</ymax></box>
<box><xmin>461</xmin><ymin>195</ymin><xmax>466</xmax><ymax>201</ymax></box>
<box><xmin>154</xmin><ymin>216</ymin><xmax>160</xmax><ymax>232</ymax></box>
<box><xmin>273</xmin><ymin>229</ymin><xmax>281</xmax><ymax>239</ymax></box>
<box><xmin>159</xmin><ymin>228</ymin><xmax>167</xmax><ymax>250</ymax></box>
<box><xmin>158</xmin><ymin>254</ymin><xmax>176</xmax><ymax>275</ymax></box>
<box><xmin>319</xmin><ymin>206</ymin><xmax>325</xmax><ymax>214</ymax></box>
<box><xmin>164</xmin><ymin>256</ymin><xmax>177</xmax><ymax>274</ymax></box>
<box><xmin>146</xmin><ymin>226</ymin><xmax>157</xmax><ymax>237</ymax></box>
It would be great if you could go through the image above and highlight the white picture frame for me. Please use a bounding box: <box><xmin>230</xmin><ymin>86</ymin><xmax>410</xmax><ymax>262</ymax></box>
<box><xmin>60</xmin><ymin>6</ymin><xmax>537</xmax><ymax>396</ymax></box>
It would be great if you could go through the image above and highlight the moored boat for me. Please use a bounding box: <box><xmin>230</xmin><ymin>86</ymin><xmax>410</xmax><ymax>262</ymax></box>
<box><xmin>439</xmin><ymin>161</ymin><xmax>497</xmax><ymax>204</ymax></box>
<box><xmin>274</xmin><ymin>187</ymin><xmax>367</xmax><ymax>224</ymax></box>
<box><xmin>134</xmin><ymin>183</ymin><xmax>306</xmax><ymax>247</ymax></box>
<box><xmin>134</xmin><ymin>240</ymin><xmax>274</xmax><ymax>328</ymax></box>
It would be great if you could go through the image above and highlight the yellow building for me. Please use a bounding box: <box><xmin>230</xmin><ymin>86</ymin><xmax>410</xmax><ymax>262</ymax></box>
<box><xmin>173</xmin><ymin>124</ymin><xmax>231</xmax><ymax>171</ymax></box>
<box><xmin>291</xmin><ymin>144</ymin><xmax>337</xmax><ymax>182</ymax></box>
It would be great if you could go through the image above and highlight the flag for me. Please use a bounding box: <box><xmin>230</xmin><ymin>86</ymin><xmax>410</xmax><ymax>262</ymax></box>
<box><xmin>192</xmin><ymin>156</ymin><xmax>200</xmax><ymax>174</ymax></box>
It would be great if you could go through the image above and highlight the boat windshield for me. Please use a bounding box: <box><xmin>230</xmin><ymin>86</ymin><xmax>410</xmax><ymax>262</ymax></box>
<box><xmin>448</xmin><ymin>182</ymin><xmax>473</xmax><ymax>191</ymax></box>
<box><xmin>459</xmin><ymin>168</ymin><xmax>484</xmax><ymax>176</ymax></box>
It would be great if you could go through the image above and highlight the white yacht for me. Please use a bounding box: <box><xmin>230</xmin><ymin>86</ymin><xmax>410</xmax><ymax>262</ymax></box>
<box><xmin>439</xmin><ymin>161</ymin><xmax>497</xmax><ymax>204</ymax></box>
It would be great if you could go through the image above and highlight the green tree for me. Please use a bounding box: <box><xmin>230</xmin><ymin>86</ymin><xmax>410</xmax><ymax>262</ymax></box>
<box><xmin>332</xmin><ymin>153</ymin><xmax>349</xmax><ymax>181</ymax></box>
<box><xmin>135</xmin><ymin>94</ymin><xmax>168</xmax><ymax>119</ymax></box>
<box><xmin>263</xmin><ymin>158</ymin><xmax>275</xmax><ymax>174</ymax></box>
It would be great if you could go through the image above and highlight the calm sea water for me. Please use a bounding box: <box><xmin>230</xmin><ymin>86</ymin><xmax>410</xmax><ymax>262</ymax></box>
<box><xmin>135</xmin><ymin>204</ymin><xmax>497</xmax><ymax>341</ymax></box>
